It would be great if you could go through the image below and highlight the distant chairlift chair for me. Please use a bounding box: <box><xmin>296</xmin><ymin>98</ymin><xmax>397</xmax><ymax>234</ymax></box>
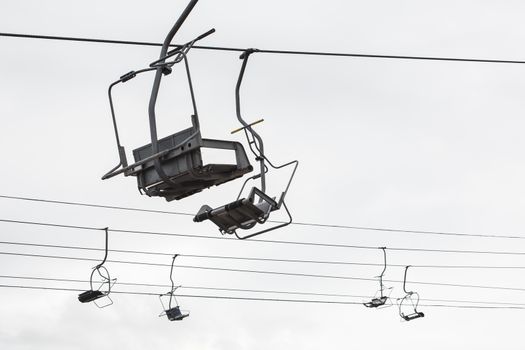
<box><xmin>193</xmin><ymin>49</ymin><xmax>299</xmax><ymax>239</ymax></box>
<box><xmin>159</xmin><ymin>255</ymin><xmax>189</xmax><ymax>321</ymax></box>
<box><xmin>102</xmin><ymin>0</ymin><xmax>253</xmax><ymax>201</ymax></box>
<box><xmin>364</xmin><ymin>247</ymin><xmax>392</xmax><ymax>308</ymax></box>
<box><xmin>398</xmin><ymin>266</ymin><xmax>425</xmax><ymax>321</ymax></box>
<box><xmin>78</xmin><ymin>228</ymin><xmax>116</xmax><ymax>308</ymax></box>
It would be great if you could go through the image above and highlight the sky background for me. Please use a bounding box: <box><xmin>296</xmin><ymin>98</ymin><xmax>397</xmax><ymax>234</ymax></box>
<box><xmin>2</xmin><ymin>0</ymin><xmax>525</xmax><ymax>348</ymax></box>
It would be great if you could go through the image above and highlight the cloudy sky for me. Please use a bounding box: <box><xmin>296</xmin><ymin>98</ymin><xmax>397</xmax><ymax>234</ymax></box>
<box><xmin>2</xmin><ymin>0</ymin><xmax>525</xmax><ymax>349</ymax></box>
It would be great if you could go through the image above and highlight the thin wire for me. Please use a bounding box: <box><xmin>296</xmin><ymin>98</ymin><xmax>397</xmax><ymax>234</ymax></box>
<box><xmin>0</xmin><ymin>195</ymin><xmax>192</xmax><ymax>217</ymax></box>
<box><xmin>2</xmin><ymin>195</ymin><xmax>525</xmax><ymax>241</ymax></box>
<box><xmin>4</xmin><ymin>218</ymin><xmax>525</xmax><ymax>256</ymax></box>
<box><xmin>2</xmin><ymin>32</ymin><xmax>525</xmax><ymax>65</ymax></box>
<box><xmin>3</xmin><ymin>239</ymin><xmax>525</xmax><ymax>270</ymax></box>
<box><xmin>3</xmin><ymin>250</ymin><xmax>525</xmax><ymax>293</ymax></box>
<box><xmin>0</xmin><ymin>284</ymin><xmax>524</xmax><ymax>310</ymax></box>
<box><xmin>2</xmin><ymin>274</ymin><xmax>524</xmax><ymax>307</ymax></box>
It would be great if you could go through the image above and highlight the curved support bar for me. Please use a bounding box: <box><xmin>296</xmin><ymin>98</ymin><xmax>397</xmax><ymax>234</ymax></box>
<box><xmin>378</xmin><ymin>247</ymin><xmax>387</xmax><ymax>297</ymax></box>
<box><xmin>403</xmin><ymin>265</ymin><xmax>411</xmax><ymax>294</ymax></box>
<box><xmin>103</xmin><ymin>67</ymin><xmax>157</xmax><ymax>180</ymax></box>
<box><xmin>236</xmin><ymin>50</ymin><xmax>267</xmax><ymax>193</ymax></box>
<box><xmin>169</xmin><ymin>254</ymin><xmax>179</xmax><ymax>309</ymax></box>
<box><xmin>148</xmin><ymin>0</ymin><xmax>199</xmax><ymax>189</ymax></box>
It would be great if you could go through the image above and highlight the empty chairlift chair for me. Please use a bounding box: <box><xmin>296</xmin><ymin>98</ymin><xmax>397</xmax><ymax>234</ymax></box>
<box><xmin>398</xmin><ymin>266</ymin><xmax>425</xmax><ymax>321</ymax></box>
<box><xmin>364</xmin><ymin>247</ymin><xmax>392</xmax><ymax>308</ymax></box>
<box><xmin>159</xmin><ymin>255</ymin><xmax>189</xmax><ymax>321</ymax></box>
<box><xmin>194</xmin><ymin>49</ymin><xmax>299</xmax><ymax>239</ymax></box>
<box><xmin>102</xmin><ymin>0</ymin><xmax>253</xmax><ymax>201</ymax></box>
<box><xmin>78</xmin><ymin>228</ymin><xmax>116</xmax><ymax>308</ymax></box>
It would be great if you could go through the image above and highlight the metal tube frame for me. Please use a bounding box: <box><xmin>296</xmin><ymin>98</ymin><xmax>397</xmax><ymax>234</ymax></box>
<box><xmin>231</xmin><ymin>49</ymin><xmax>299</xmax><ymax>239</ymax></box>
<box><xmin>102</xmin><ymin>0</ymin><xmax>216</xmax><ymax>185</ymax></box>
<box><xmin>398</xmin><ymin>265</ymin><xmax>424</xmax><ymax>321</ymax></box>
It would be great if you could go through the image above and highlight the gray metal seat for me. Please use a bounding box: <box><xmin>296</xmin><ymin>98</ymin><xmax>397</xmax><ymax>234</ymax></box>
<box><xmin>401</xmin><ymin>311</ymin><xmax>425</xmax><ymax>321</ymax></box>
<box><xmin>101</xmin><ymin>8</ymin><xmax>253</xmax><ymax>201</ymax></box>
<box><xmin>194</xmin><ymin>188</ymin><xmax>275</xmax><ymax>234</ymax></box>
<box><xmin>364</xmin><ymin>296</ymin><xmax>388</xmax><ymax>308</ymax></box>
<box><xmin>165</xmin><ymin>306</ymin><xmax>189</xmax><ymax>321</ymax></box>
<box><xmin>192</xmin><ymin>49</ymin><xmax>299</xmax><ymax>239</ymax></box>
<box><xmin>132</xmin><ymin>124</ymin><xmax>252</xmax><ymax>201</ymax></box>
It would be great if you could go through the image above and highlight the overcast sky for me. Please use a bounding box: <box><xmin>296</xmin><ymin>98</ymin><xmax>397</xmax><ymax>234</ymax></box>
<box><xmin>2</xmin><ymin>0</ymin><xmax>525</xmax><ymax>349</ymax></box>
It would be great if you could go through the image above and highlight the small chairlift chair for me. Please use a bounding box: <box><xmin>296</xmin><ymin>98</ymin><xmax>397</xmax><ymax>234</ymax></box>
<box><xmin>194</xmin><ymin>49</ymin><xmax>299</xmax><ymax>239</ymax></box>
<box><xmin>364</xmin><ymin>247</ymin><xmax>392</xmax><ymax>308</ymax></box>
<box><xmin>398</xmin><ymin>265</ymin><xmax>425</xmax><ymax>321</ymax></box>
<box><xmin>159</xmin><ymin>255</ymin><xmax>189</xmax><ymax>321</ymax></box>
<box><xmin>78</xmin><ymin>228</ymin><xmax>116</xmax><ymax>308</ymax></box>
<box><xmin>102</xmin><ymin>0</ymin><xmax>253</xmax><ymax>201</ymax></box>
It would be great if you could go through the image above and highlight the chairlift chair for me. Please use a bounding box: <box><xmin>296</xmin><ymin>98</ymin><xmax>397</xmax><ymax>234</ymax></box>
<box><xmin>102</xmin><ymin>0</ymin><xmax>253</xmax><ymax>201</ymax></box>
<box><xmin>78</xmin><ymin>228</ymin><xmax>116</xmax><ymax>308</ymax></box>
<box><xmin>159</xmin><ymin>255</ymin><xmax>189</xmax><ymax>321</ymax></box>
<box><xmin>364</xmin><ymin>247</ymin><xmax>392</xmax><ymax>308</ymax></box>
<box><xmin>398</xmin><ymin>266</ymin><xmax>425</xmax><ymax>321</ymax></box>
<box><xmin>194</xmin><ymin>49</ymin><xmax>299</xmax><ymax>239</ymax></box>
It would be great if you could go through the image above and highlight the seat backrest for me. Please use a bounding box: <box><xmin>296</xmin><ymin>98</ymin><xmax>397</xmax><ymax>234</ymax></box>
<box><xmin>133</xmin><ymin>126</ymin><xmax>202</xmax><ymax>166</ymax></box>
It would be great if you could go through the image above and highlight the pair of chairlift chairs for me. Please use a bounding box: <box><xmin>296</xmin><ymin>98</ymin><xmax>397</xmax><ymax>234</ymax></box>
<box><xmin>77</xmin><ymin>229</ymin><xmax>188</xmax><ymax>321</ymax></box>
<box><xmin>363</xmin><ymin>248</ymin><xmax>424</xmax><ymax>321</ymax></box>
<box><xmin>102</xmin><ymin>0</ymin><xmax>298</xmax><ymax>240</ymax></box>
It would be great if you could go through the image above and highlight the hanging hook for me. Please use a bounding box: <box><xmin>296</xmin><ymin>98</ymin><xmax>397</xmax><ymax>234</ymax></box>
<box><xmin>97</xmin><ymin>227</ymin><xmax>109</xmax><ymax>269</ymax></box>
<box><xmin>403</xmin><ymin>265</ymin><xmax>411</xmax><ymax>294</ymax></box>
<box><xmin>168</xmin><ymin>254</ymin><xmax>179</xmax><ymax>309</ymax></box>
<box><xmin>378</xmin><ymin>247</ymin><xmax>387</xmax><ymax>298</ymax></box>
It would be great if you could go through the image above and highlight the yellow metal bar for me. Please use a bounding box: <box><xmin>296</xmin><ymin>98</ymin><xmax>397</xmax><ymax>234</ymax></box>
<box><xmin>231</xmin><ymin>118</ymin><xmax>265</xmax><ymax>134</ymax></box>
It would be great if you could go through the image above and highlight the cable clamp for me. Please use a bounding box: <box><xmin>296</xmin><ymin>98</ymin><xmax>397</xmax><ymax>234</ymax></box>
<box><xmin>240</xmin><ymin>48</ymin><xmax>260</xmax><ymax>60</ymax></box>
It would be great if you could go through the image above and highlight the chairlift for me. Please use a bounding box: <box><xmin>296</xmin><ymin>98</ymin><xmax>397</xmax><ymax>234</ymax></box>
<box><xmin>78</xmin><ymin>228</ymin><xmax>116</xmax><ymax>308</ymax></box>
<box><xmin>102</xmin><ymin>0</ymin><xmax>253</xmax><ymax>201</ymax></box>
<box><xmin>193</xmin><ymin>49</ymin><xmax>299</xmax><ymax>239</ymax></box>
<box><xmin>364</xmin><ymin>247</ymin><xmax>392</xmax><ymax>308</ymax></box>
<box><xmin>159</xmin><ymin>255</ymin><xmax>189</xmax><ymax>321</ymax></box>
<box><xmin>397</xmin><ymin>265</ymin><xmax>425</xmax><ymax>321</ymax></box>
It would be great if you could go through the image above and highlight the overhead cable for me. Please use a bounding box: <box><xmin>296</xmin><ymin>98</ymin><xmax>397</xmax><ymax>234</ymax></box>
<box><xmin>0</xmin><ymin>284</ymin><xmax>524</xmax><ymax>310</ymax></box>
<box><xmin>1</xmin><ymin>195</ymin><xmax>524</xmax><ymax>241</ymax></box>
<box><xmin>2</xmin><ymin>274</ymin><xmax>524</xmax><ymax>307</ymax></box>
<box><xmin>2</xmin><ymin>32</ymin><xmax>525</xmax><ymax>65</ymax></box>
<box><xmin>3</xmin><ymin>218</ymin><xmax>525</xmax><ymax>256</ymax></box>
<box><xmin>3</xmin><ymin>251</ymin><xmax>525</xmax><ymax>293</ymax></box>
<box><xmin>3</xmin><ymin>239</ymin><xmax>525</xmax><ymax>270</ymax></box>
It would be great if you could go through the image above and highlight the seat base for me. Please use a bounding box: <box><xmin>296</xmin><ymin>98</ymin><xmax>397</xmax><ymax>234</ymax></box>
<box><xmin>166</xmin><ymin>306</ymin><xmax>189</xmax><ymax>321</ymax></box>
<box><xmin>145</xmin><ymin>163</ymin><xmax>252</xmax><ymax>201</ymax></box>
<box><xmin>194</xmin><ymin>198</ymin><xmax>273</xmax><ymax>234</ymax></box>
<box><xmin>402</xmin><ymin>312</ymin><xmax>425</xmax><ymax>321</ymax></box>
<box><xmin>364</xmin><ymin>296</ymin><xmax>388</xmax><ymax>308</ymax></box>
<box><xmin>78</xmin><ymin>290</ymin><xmax>105</xmax><ymax>303</ymax></box>
<box><xmin>132</xmin><ymin>127</ymin><xmax>253</xmax><ymax>201</ymax></box>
